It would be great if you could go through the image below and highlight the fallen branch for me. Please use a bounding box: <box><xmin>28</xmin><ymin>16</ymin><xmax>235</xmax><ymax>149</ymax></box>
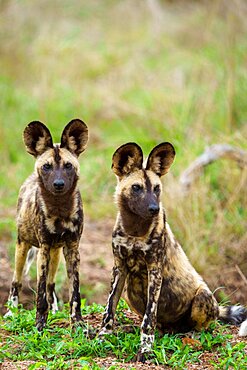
<box><xmin>179</xmin><ymin>144</ymin><xmax>247</xmax><ymax>191</ymax></box>
<box><xmin>235</xmin><ymin>264</ymin><xmax>247</xmax><ymax>286</ymax></box>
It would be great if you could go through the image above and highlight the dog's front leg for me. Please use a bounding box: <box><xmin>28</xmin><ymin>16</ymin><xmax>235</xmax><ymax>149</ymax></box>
<box><xmin>5</xmin><ymin>240</ymin><xmax>30</xmax><ymax>316</ymax></box>
<box><xmin>63</xmin><ymin>243</ymin><xmax>82</xmax><ymax>324</ymax></box>
<box><xmin>100</xmin><ymin>257</ymin><xmax>127</xmax><ymax>335</ymax></box>
<box><xmin>36</xmin><ymin>245</ymin><xmax>50</xmax><ymax>331</ymax></box>
<box><xmin>137</xmin><ymin>265</ymin><xmax>163</xmax><ymax>362</ymax></box>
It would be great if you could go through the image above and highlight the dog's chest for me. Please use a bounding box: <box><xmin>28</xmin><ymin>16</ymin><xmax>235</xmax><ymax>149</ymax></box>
<box><xmin>113</xmin><ymin>234</ymin><xmax>151</xmax><ymax>271</ymax></box>
<box><xmin>45</xmin><ymin>216</ymin><xmax>79</xmax><ymax>235</ymax></box>
<box><xmin>114</xmin><ymin>234</ymin><xmax>151</xmax><ymax>253</ymax></box>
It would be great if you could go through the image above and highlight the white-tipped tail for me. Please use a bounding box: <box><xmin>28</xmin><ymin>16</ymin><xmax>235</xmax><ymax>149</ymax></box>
<box><xmin>239</xmin><ymin>319</ymin><xmax>247</xmax><ymax>337</ymax></box>
<box><xmin>219</xmin><ymin>305</ymin><xmax>247</xmax><ymax>326</ymax></box>
<box><xmin>24</xmin><ymin>247</ymin><xmax>37</xmax><ymax>275</ymax></box>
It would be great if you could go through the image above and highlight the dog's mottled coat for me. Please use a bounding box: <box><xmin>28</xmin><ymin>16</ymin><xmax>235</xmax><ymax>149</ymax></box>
<box><xmin>100</xmin><ymin>142</ymin><xmax>247</xmax><ymax>361</ymax></box>
<box><xmin>6</xmin><ymin>119</ymin><xmax>88</xmax><ymax>331</ymax></box>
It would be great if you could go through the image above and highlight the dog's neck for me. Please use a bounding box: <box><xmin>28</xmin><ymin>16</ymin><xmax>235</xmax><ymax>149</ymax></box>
<box><xmin>118</xmin><ymin>205</ymin><xmax>160</xmax><ymax>238</ymax></box>
<box><xmin>38</xmin><ymin>184</ymin><xmax>78</xmax><ymax>220</ymax></box>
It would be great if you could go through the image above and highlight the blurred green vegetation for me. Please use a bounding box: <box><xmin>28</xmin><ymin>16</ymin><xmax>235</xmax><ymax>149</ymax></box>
<box><xmin>0</xmin><ymin>0</ymin><xmax>246</xmax><ymax>300</ymax></box>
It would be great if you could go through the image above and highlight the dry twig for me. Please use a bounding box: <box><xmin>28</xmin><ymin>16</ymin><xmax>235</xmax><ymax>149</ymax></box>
<box><xmin>179</xmin><ymin>144</ymin><xmax>247</xmax><ymax>191</ymax></box>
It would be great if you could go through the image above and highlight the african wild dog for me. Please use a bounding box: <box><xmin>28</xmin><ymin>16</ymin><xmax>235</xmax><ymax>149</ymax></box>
<box><xmin>5</xmin><ymin>119</ymin><xmax>88</xmax><ymax>331</ymax></box>
<box><xmin>100</xmin><ymin>142</ymin><xmax>247</xmax><ymax>362</ymax></box>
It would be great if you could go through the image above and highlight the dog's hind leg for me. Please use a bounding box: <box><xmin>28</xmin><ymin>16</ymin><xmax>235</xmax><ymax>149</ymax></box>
<box><xmin>184</xmin><ymin>284</ymin><xmax>246</xmax><ymax>333</ymax></box>
<box><xmin>47</xmin><ymin>248</ymin><xmax>61</xmax><ymax>314</ymax></box>
<box><xmin>5</xmin><ymin>240</ymin><xmax>31</xmax><ymax>316</ymax></box>
<box><xmin>191</xmin><ymin>285</ymin><xmax>219</xmax><ymax>330</ymax></box>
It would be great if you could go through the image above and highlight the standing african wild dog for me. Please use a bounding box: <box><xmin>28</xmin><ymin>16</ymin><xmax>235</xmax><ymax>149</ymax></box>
<box><xmin>100</xmin><ymin>142</ymin><xmax>247</xmax><ymax>362</ymax></box>
<box><xmin>6</xmin><ymin>119</ymin><xmax>88</xmax><ymax>331</ymax></box>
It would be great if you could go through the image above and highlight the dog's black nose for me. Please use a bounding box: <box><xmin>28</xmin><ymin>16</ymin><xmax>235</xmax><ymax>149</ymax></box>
<box><xmin>148</xmin><ymin>204</ymin><xmax>160</xmax><ymax>215</ymax></box>
<box><xmin>53</xmin><ymin>179</ymin><xmax>65</xmax><ymax>190</ymax></box>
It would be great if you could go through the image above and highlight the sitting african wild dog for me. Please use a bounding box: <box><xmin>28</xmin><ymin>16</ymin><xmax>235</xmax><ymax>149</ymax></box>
<box><xmin>100</xmin><ymin>142</ymin><xmax>247</xmax><ymax>362</ymax></box>
<box><xmin>5</xmin><ymin>119</ymin><xmax>88</xmax><ymax>331</ymax></box>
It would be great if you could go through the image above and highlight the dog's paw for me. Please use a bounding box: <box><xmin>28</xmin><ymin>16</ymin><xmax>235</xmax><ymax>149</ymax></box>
<box><xmin>98</xmin><ymin>327</ymin><xmax>113</xmax><ymax>337</ymax></box>
<box><xmin>96</xmin><ymin>327</ymin><xmax>114</xmax><ymax>343</ymax></box>
<box><xmin>36</xmin><ymin>312</ymin><xmax>48</xmax><ymax>332</ymax></box>
<box><xmin>134</xmin><ymin>348</ymin><xmax>155</xmax><ymax>363</ymax></box>
<box><xmin>134</xmin><ymin>350</ymin><xmax>150</xmax><ymax>363</ymax></box>
<box><xmin>36</xmin><ymin>319</ymin><xmax>46</xmax><ymax>332</ymax></box>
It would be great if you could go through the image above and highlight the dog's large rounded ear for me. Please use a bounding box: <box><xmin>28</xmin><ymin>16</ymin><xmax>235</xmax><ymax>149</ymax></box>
<box><xmin>23</xmin><ymin>121</ymin><xmax>53</xmax><ymax>157</ymax></box>
<box><xmin>60</xmin><ymin>119</ymin><xmax>88</xmax><ymax>157</ymax></box>
<box><xmin>146</xmin><ymin>142</ymin><xmax>175</xmax><ymax>177</ymax></box>
<box><xmin>112</xmin><ymin>143</ymin><xmax>143</xmax><ymax>178</ymax></box>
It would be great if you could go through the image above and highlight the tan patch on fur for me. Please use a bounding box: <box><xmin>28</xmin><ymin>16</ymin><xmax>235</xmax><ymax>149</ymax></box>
<box><xmin>115</xmin><ymin>170</ymin><xmax>145</xmax><ymax>201</ymax></box>
<box><xmin>146</xmin><ymin>142</ymin><xmax>175</xmax><ymax>176</ymax></box>
<box><xmin>35</xmin><ymin>136</ymin><xmax>48</xmax><ymax>156</ymax></box>
<box><xmin>44</xmin><ymin>216</ymin><xmax>56</xmax><ymax>233</ymax></box>
<box><xmin>66</xmin><ymin>137</ymin><xmax>77</xmax><ymax>153</ymax></box>
<box><xmin>166</xmin><ymin>222</ymin><xmax>176</xmax><ymax>245</ymax></box>
<box><xmin>149</xmin><ymin>156</ymin><xmax>162</xmax><ymax>174</ymax></box>
<box><xmin>155</xmin><ymin>211</ymin><xmax>164</xmax><ymax>234</ymax></box>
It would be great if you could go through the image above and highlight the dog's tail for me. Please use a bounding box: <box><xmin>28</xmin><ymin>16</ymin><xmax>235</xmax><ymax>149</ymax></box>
<box><xmin>24</xmin><ymin>247</ymin><xmax>37</xmax><ymax>276</ymax></box>
<box><xmin>219</xmin><ymin>305</ymin><xmax>247</xmax><ymax>336</ymax></box>
<box><xmin>239</xmin><ymin>319</ymin><xmax>247</xmax><ymax>337</ymax></box>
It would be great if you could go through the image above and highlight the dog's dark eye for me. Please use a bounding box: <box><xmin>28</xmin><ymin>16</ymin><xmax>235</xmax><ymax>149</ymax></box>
<box><xmin>43</xmin><ymin>163</ymin><xmax>52</xmax><ymax>171</ymax></box>
<box><xmin>64</xmin><ymin>162</ymin><xmax>72</xmax><ymax>170</ymax></box>
<box><xmin>154</xmin><ymin>185</ymin><xmax>160</xmax><ymax>194</ymax></box>
<box><xmin>132</xmin><ymin>184</ymin><xmax>142</xmax><ymax>193</ymax></box>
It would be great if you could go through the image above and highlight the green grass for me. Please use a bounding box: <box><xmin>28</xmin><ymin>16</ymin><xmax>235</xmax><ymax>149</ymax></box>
<box><xmin>0</xmin><ymin>0</ymin><xmax>247</xmax><ymax>321</ymax></box>
<box><xmin>1</xmin><ymin>299</ymin><xmax>246</xmax><ymax>369</ymax></box>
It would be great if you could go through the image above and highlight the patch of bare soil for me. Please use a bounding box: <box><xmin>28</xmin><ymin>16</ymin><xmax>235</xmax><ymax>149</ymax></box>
<box><xmin>79</xmin><ymin>218</ymin><xmax>114</xmax><ymax>304</ymax></box>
